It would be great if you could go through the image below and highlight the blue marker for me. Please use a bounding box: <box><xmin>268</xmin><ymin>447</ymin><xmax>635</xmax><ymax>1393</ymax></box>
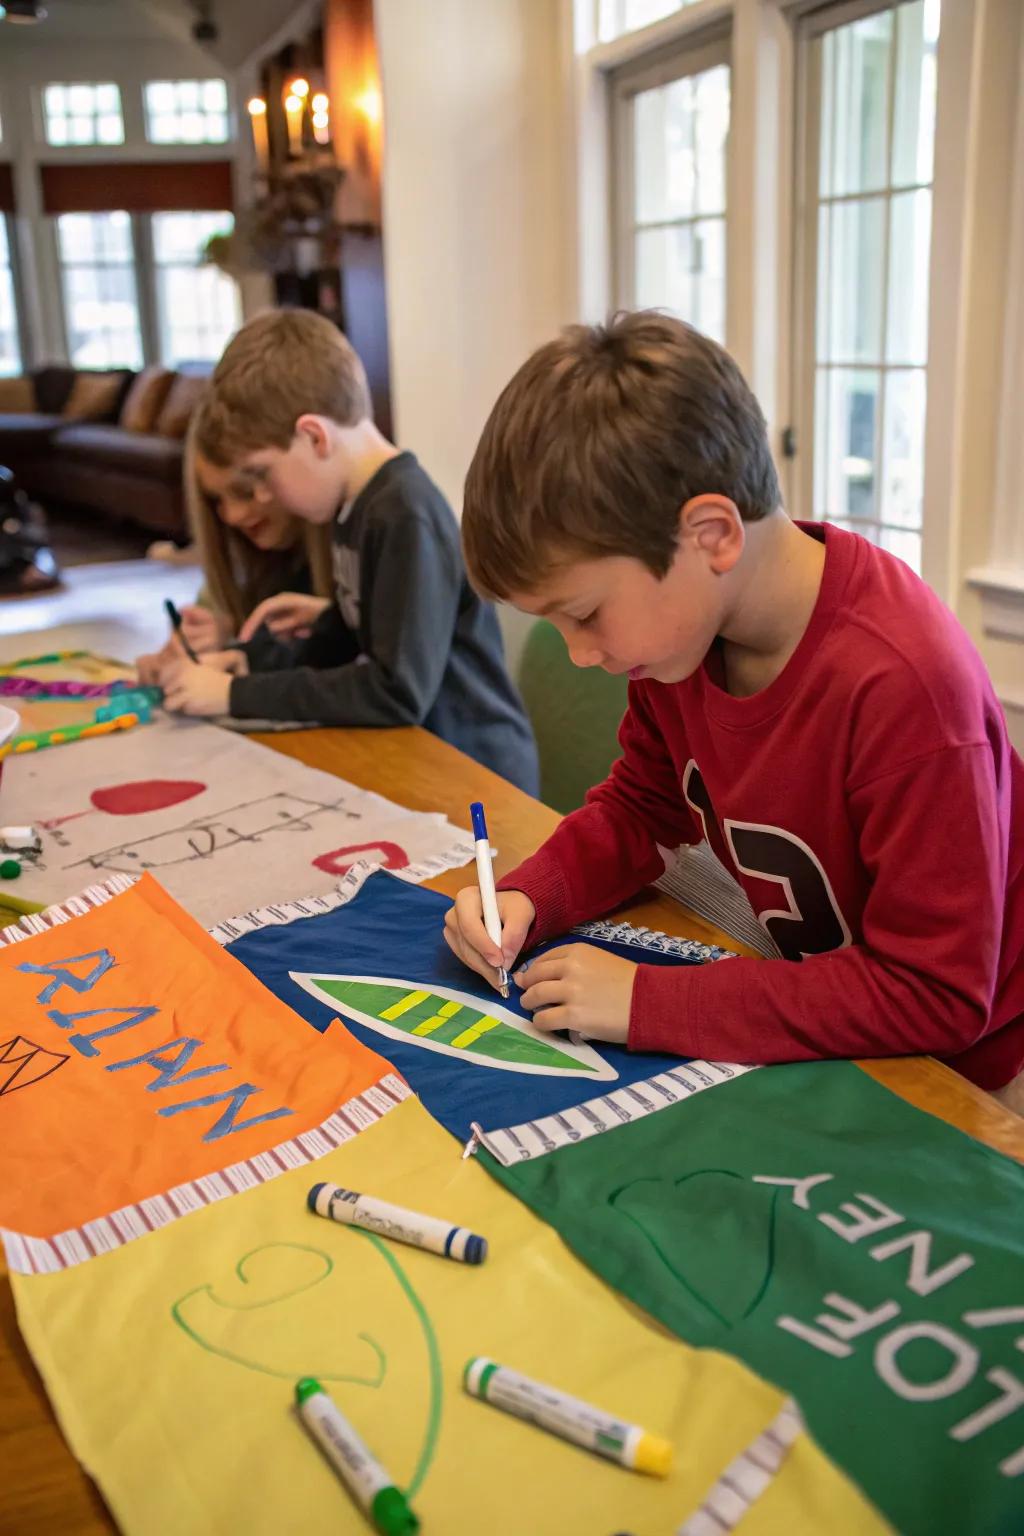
<box><xmin>470</xmin><ymin>800</ymin><xmax>509</xmax><ymax>998</ymax></box>
<box><xmin>308</xmin><ymin>1182</ymin><xmax>488</xmax><ymax>1264</ymax></box>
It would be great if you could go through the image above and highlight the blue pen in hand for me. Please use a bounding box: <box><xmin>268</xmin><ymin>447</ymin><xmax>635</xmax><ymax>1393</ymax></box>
<box><xmin>470</xmin><ymin>801</ymin><xmax>509</xmax><ymax>998</ymax></box>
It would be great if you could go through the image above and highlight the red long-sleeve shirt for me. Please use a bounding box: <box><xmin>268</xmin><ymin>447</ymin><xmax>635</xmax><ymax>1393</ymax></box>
<box><xmin>501</xmin><ymin>523</ymin><xmax>1024</xmax><ymax>1090</ymax></box>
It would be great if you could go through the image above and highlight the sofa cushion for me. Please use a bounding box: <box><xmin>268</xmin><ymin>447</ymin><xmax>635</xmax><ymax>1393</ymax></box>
<box><xmin>61</xmin><ymin>370</ymin><xmax>130</xmax><ymax>423</ymax></box>
<box><xmin>120</xmin><ymin>366</ymin><xmax>175</xmax><ymax>433</ymax></box>
<box><xmin>0</xmin><ymin>413</ymin><xmax>65</xmax><ymax>452</ymax></box>
<box><xmin>53</xmin><ymin>424</ymin><xmax>184</xmax><ymax>483</ymax></box>
<box><xmin>154</xmin><ymin>372</ymin><xmax>207</xmax><ymax>438</ymax></box>
<box><xmin>32</xmin><ymin>365</ymin><xmax>76</xmax><ymax>414</ymax></box>
<box><xmin>0</xmin><ymin>377</ymin><xmax>35</xmax><ymax>414</ymax></box>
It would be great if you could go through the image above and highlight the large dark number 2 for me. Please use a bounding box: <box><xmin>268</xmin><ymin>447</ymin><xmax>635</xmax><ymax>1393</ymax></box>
<box><xmin>683</xmin><ymin>762</ymin><xmax>851</xmax><ymax>960</ymax></box>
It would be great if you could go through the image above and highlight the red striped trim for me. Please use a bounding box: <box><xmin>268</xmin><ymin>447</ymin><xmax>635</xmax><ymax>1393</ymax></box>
<box><xmin>1</xmin><ymin>1073</ymin><xmax>410</xmax><ymax>1275</ymax></box>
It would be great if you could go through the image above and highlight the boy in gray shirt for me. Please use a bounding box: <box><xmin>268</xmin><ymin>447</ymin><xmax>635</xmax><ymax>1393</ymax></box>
<box><xmin>159</xmin><ymin>311</ymin><xmax>538</xmax><ymax>796</ymax></box>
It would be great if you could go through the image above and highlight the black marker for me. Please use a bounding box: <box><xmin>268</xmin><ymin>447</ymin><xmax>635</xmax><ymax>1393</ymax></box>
<box><xmin>164</xmin><ymin>598</ymin><xmax>199</xmax><ymax>663</ymax></box>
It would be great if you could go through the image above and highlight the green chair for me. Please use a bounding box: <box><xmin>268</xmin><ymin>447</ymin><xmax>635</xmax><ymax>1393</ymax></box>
<box><xmin>517</xmin><ymin>619</ymin><xmax>629</xmax><ymax>813</ymax></box>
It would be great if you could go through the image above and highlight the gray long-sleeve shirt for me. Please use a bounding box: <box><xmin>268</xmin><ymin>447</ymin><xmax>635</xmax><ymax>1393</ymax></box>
<box><xmin>230</xmin><ymin>452</ymin><xmax>539</xmax><ymax>795</ymax></box>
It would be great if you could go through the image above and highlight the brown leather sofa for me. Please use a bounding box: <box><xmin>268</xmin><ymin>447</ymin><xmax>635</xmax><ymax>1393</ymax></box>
<box><xmin>0</xmin><ymin>364</ymin><xmax>208</xmax><ymax>540</ymax></box>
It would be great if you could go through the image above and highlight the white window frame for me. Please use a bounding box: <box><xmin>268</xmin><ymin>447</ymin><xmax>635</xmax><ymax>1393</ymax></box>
<box><xmin>789</xmin><ymin>0</ymin><xmax>937</xmax><ymax>572</ymax></box>
<box><xmin>41</xmin><ymin>81</ymin><xmax>126</xmax><ymax>149</ymax></box>
<box><xmin>142</xmin><ymin>79</ymin><xmax>232</xmax><ymax>147</ymax></box>
<box><xmin>53</xmin><ymin>210</ymin><xmax>145</xmax><ymax>371</ymax></box>
<box><xmin>609</xmin><ymin>30</ymin><xmax>731</xmax><ymax>324</ymax></box>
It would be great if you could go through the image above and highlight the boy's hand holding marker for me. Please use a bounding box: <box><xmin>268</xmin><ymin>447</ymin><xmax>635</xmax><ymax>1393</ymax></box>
<box><xmin>443</xmin><ymin>881</ymin><xmax>637</xmax><ymax>1044</ymax></box>
<box><xmin>161</xmin><ymin>650</ymin><xmax>248</xmax><ymax>717</ymax></box>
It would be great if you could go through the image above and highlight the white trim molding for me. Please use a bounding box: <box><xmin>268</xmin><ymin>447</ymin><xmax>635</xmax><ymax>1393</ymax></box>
<box><xmin>966</xmin><ymin>9</ymin><xmax>1024</xmax><ymax>658</ymax></box>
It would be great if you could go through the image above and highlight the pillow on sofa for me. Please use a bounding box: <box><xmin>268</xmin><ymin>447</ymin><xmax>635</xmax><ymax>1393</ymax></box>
<box><xmin>61</xmin><ymin>371</ymin><xmax>128</xmax><ymax>423</ymax></box>
<box><xmin>0</xmin><ymin>376</ymin><xmax>35</xmax><ymax>413</ymax></box>
<box><xmin>154</xmin><ymin>373</ymin><xmax>208</xmax><ymax>439</ymax></box>
<box><xmin>120</xmin><ymin>366</ymin><xmax>175</xmax><ymax>433</ymax></box>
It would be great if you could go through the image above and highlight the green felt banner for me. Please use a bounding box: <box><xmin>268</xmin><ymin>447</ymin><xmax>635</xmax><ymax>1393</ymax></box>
<box><xmin>485</xmin><ymin>1062</ymin><xmax>1024</xmax><ymax>1536</ymax></box>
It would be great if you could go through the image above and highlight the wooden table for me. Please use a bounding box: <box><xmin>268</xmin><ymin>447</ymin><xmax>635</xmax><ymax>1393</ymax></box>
<box><xmin>3</xmin><ymin>724</ymin><xmax>1022</xmax><ymax>1535</ymax></box>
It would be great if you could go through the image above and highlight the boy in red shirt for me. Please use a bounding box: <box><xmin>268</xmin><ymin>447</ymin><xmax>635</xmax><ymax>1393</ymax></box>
<box><xmin>443</xmin><ymin>313</ymin><xmax>1024</xmax><ymax>1103</ymax></box>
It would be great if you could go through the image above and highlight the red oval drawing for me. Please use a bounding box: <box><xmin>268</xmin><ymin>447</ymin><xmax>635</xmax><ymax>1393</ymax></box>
<box><xmin>90</xmin><ymin>780</ymin><xmax>206</xmax><ymax>816</ymax></box>
<box><xmin>312</xmin><ymin>841</ymin><xmax>409</xmax><ymax>876</ymax></box>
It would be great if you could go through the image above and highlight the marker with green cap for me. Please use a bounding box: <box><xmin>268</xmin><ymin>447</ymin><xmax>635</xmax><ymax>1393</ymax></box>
<box><xmin>294</xmin><ymin>1378</ymin><xmax>419</xmax><ymax>1534</ymax></box>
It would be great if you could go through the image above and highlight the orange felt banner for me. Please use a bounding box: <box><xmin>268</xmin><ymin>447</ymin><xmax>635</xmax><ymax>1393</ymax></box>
<box><xmin>0</xmin><ymin>876</ymin><xmax>392</xmax><ymax>1241</ymax></box>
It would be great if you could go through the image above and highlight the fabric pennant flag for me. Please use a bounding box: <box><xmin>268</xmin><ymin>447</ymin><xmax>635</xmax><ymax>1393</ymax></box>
<box><xmin>0</xmin><ymin>874</ymin><xmax>404</xmax><ymax>1270</ymax></box>
<box><xmin>223</xmin><ymin>869</ymin><xmax>742</xmax><ymax>1146</ymax></box>
<box><xmin>483</xmin><ymin>1060</ymin><xmax>1024</xmax><ymax>1536</ymax></box>
<box><xmin>12</xmin><ymin>1094</ymin><xmax>888</xmax><ymax>1536</ymax></box>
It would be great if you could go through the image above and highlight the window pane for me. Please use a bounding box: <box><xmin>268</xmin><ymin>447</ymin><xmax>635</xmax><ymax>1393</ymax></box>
<box><xmin>45</xmin><ymin>84</ymin><xmax>66</xmax><ymax>114</ymax></box>
<box><xmin>207</xmin><ymin>112</ymin><xmax>229</xmax><ymax>143</ymax></box>
<box><xmin>69</xmin><ymin>116</ymin><xmax>93</xmax><ymax>145</ymax></box>
<box><xmin>202</xmin><ymin>78</ymin><xmax>227</xmax><ymax>111</ymax></box>
<box><xmin>881</xmin><ymin>368</ymin><xmax>926</xmax><ymax>530</ymax></box>
<box><xmin>57</xmin><ymin>211</ymin><xmax>143</xmax><ymax>370</ymax></box>
<box><xmin>68</xmin><ymin>83</ymin><xmax>94</xmax><ymax>114</ymax></box>
<box><xmin>817</xmin><ymin>368</ymin><xmax>880</xmax><ymax>523</ymax></box>
<box><xmin>624</xmin><ymin>0</ymin><xmax>682</xmax><ymax>29</ymax></box>
<box><xmin>634</xmin><ymin>65</ymin><xmax>729</xmax><ymax>224</ymax></box>
<box><xmin>634</xmin><ymin>216</ymin><xmax>726</xmax><ymax>342</ymax></box>
<box><xmin>180</xmin><ymin>111</ymin><xmax>206</xmax><ymax>142</ymax></box>
<box><xmin>178</xmin><ymin>80</ymin><xmax>200</xmax><ymax>110</ymax></box>
<box><xmin>48</xmin><ymin>116</ymin><xmax>69</xmax><ymax>146</ymax></box>
<box><xmin>95</xmin><ymin>83</ymin><xmax>120</xmax><ymax>113</ymax></box>
<box><xmin>818</xmin><ymin>198</ymin><xmax>885</xmax><ymax>364</ymax></box>
<box><xmin>879</xmin><ymin>526</ymin><xmax>921</xmax><ymax>570</ymax></box>
<box><xmin>97</xmin><ymin>114</ymin><xmax>124</xmax><ymax>145</ymax></box>
<box><xmin>146</xmin><ymin>81</ymin><xmax>176</xmax><ymax>114</ymax></box>
<box><xmin>0</xmin><ymin>216</ymin><xmax>20</xmax><ymax>377</ymax></box>
<box><xmin>152</xmin><ymin>211</ymin><xmax>240</xmax><ymax>365</ymax></box>
<box><xmin>820</xmin><ymin>10</ymin><xmax>892</xmax><ymax>197</ymax></box>
<box><xmin>892</xmin><ymin>0</ymin><xmax>940</xmax><ymax>187</ymax></box>
<box><xmin>887</xmin><ymin>189</ymin><xmax>931</xmax><ymax>365</ymax></box>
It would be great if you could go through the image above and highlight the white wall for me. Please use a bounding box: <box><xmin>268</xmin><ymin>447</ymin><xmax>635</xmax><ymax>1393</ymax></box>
<box><xmin>376</xmin><ymin>0</ymin><xmax>574</xmax><ymax>517</ymax></box>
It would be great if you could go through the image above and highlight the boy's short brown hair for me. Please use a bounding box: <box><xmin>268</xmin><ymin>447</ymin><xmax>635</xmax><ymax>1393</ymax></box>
<box><xmin>462</xmin><ymin>311</ymin><xmax>780</xmax><ymax>599</ymax></box>
<box><xmin>196</xmin><ymin>308</ymin><xmax>371</xmax><ymax>467</ymax></box>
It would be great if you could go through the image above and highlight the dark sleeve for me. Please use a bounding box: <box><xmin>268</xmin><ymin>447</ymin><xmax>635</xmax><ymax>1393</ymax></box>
<box><xmin>229</xmin><ymin>511</ymin><xmax>460</xmax><ymax>726</ymax></box>
<box><xmin>240</xmin><ymin>605</ymin><xmax>358</xmax><ymax>675</ymax></box>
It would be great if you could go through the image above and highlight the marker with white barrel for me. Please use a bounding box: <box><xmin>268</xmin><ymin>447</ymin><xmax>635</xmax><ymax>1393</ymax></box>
<box><xmin>464</xmin><ymin>1356</ymin><xmax>672</xmax><ymax>1476</ymax></box>
<box><xmin>308</xmin><ymin>1182</ymin><xmax>488</xmax><ymax>1264</ymax></box>
<box><xmin>295</xmin><ymin>1377</ymin><xmax>418</xmax><ymax>1534</ymax></box>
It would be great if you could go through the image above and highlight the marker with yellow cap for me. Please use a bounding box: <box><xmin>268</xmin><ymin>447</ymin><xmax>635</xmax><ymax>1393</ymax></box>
<box><xmin>463</xmin><ymin>1356</ymin><xmax>672</xmax><ymax>1477</ymax></box>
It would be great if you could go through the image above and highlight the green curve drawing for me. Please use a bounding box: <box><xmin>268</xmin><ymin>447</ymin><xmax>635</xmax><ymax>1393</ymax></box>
<box><xmin>608</xmin><ymin>1169</ymin><xmax>781</xmax><ymax>1330</ymax></box>
<box><xmin>169</xmin><ymin>1233</ymin><xmax>443</xmax><ymax>1499</ymax></box>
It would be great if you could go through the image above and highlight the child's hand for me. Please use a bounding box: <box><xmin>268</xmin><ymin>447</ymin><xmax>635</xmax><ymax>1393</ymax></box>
<box><xmin>514</xmin><ymin>945</ymin><xmax>637</xmax><ymax>1044</ymax></box>
<box><xmin>239</xmin><ymin>592</ymin><xmax>331</xmax><ymax>643</ymax></box>
<box><xmin>443</xmin><ymin>887</ymin><xmax>536</xmax><ymax>992</ymax></box>
<box><xmin>199</xmin><ymin>649</ymin><xmax>250</xmax><ymax>677</ymax></box>
<box><xmin>161</xmin><ymin>658</ymin><xmax>234</xmax><ymax>717</ymax></box>
<box><xmin>179</xmin><ymin>604</ymin><xmax>229</xmax><ymax>653</ymax></box>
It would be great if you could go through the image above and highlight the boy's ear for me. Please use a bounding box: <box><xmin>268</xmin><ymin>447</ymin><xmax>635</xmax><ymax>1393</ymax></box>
<box><xmin>677</xmin><ymin>494</ymin><xmax>745</xmax><ymax>574</ymax></box>
<box><xmin>295</xmin><ymin>413</ymin><xmax>332</xmax><ymax>458</ymax></box>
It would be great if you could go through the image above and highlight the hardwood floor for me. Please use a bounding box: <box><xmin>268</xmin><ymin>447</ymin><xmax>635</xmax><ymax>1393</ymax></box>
<box><xmin>0</xmin><ymin>557</ymin><xmax>202</xmax><ymax>666</ymax></box>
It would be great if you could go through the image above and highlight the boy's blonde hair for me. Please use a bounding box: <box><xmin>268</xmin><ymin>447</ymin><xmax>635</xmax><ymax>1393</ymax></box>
<box><xmin>196</xmin><ymin>309</ymin><xmax>372</xmax><ymax>467</ymax></box>
<box><xmin>186</xmin><ymin>403</ymin><xmax>335</xmax><ymax>630</ymax></box>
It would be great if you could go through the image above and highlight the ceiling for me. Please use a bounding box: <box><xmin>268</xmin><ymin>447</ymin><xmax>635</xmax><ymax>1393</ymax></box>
<box><xmin>0</xmin><ymin>0</ymin><xmax>318</xmax><ymax>69</ymax></box>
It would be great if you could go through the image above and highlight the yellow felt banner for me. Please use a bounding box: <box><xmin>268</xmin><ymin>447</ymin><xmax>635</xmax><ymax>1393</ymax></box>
<box><xmin>14</xmin><ymin>1096</ymin><xmax>888</xmax><ymax>1535</ymax></box>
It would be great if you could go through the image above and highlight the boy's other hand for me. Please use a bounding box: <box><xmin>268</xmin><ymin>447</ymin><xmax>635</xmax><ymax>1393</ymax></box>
<box><xmin>443</xmin><ymin>887</ymin><xmax>536</xmax><ymax>992</ymax></box>
<box><xmin>199</xmin><ymin>648</ymin><xmax>250</xmax><ymax>677</ymax></box>
<box><xmin>514</xmin><ymin>945</ymin><xmax>636</xmax><ymax>1044</ymax></box>
<box><xmin>238</xmin><ymin>592</ymin><xmax>331</xmax><ymax>643</ymax></box>
<box><xmin>161</xmin><ymin>657</ymin><xmax>234</xmax><ymax>717</ymax></box>
<box><xmin>135</xmin><ymin>632</ymin><xmax>185</xmax><ymax>685</ymax></box>
<box><xmin>179</xmin><ymin>603</ymin><xmax>229</xmax><ymax>653</ymax></box>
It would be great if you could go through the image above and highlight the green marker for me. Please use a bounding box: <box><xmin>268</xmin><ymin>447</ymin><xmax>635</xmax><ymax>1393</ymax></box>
<box><xmin>295</xmin><ymin>1378</ymin><xmax>419</xmax><ymax>1534</ymax></box>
